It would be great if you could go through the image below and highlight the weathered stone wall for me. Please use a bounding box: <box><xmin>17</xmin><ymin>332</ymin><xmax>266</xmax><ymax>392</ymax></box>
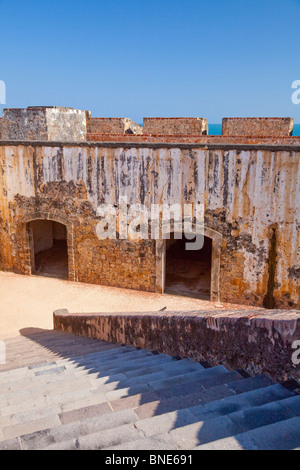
<box><xmin>222</xmin><ymin>118</ymin><xmax>294</xmax><ymax>137</ymax></box>
<box><xmin>0</xmin><ymin>169</ymin><xmax>156</xmax><ymax>292</ymax></box>
<box><xmin>45</xmin><ymin>107</ymin><xmax>88</xmax><ymax>141</ymax></box>
<box><xmin>1</xmin><ymin>107</ymin><xmax>87</xmax><ymax>141</ymax></box>
<box><xmin>143</xmin><ymin>118</ymin><xmax>208</xmax><ymax>135</ymax></box>
<box><xmin>2</xmin><ymin>108</ymin><xmax>49</xmax><ymax>140</ymax></box>
<box><xmin>87</xmin><ymin>118</ymin><xmax>143</xmax><ymax>135</ymax></box>
<box><xmin>0</xmin><ymin>141</ymin><xmax>299</xmax><ymax>308</ymax></box>
<box><xmin>53</xmin><ymin>308</ymin><xmax>300</xmax><ymax>382</ymax></box>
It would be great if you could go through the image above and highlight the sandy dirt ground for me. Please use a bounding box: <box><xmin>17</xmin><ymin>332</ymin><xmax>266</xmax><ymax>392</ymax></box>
<box><xmin>0</xmin><ymin>271</ymin><xmax>259</xmax><ymax>339</ymax></box>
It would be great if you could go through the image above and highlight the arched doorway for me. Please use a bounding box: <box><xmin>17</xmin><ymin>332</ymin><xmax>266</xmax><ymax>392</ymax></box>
<box><xmin>28</xmin><ymin>220</ymin><xmax>68</xmax><ymax>279</ymax></box>
<box><xmin>155</xmin><ymin>227</ymin><xmax>222</xmax><ymax>301</ymax></box>
<box><xmin>165</xmin><ymin>233</ymin><xmax>212</xmax><ymax>299</ymax></box>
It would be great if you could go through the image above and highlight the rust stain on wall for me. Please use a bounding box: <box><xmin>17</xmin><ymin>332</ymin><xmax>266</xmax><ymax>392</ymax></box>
<box><xmin>0</xmin><ymin>109</ymin><xmax>299</xmax><ymax>309</ymax></box>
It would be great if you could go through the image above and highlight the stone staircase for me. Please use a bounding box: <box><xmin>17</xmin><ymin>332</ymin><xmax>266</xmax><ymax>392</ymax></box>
<box><xmin>0</xmin><ymin>330</ymin><xmax>300</xmax><ymax>450</ymax></box>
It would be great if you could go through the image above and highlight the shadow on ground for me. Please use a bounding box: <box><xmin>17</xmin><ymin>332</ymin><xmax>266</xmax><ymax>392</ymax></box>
<box><xmin>12</xmin><ymin>327</ymin><xmax>297</xmax><ymax>450</ymax></box>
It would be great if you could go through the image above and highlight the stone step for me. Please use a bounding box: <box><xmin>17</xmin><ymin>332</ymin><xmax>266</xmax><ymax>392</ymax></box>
<box><xmin>0</xmin><ymin>362</ymin><xmax>214</xmax><ymax>414</ymax></box>
<box><xmin>168</xmin><ymin>394</ymin><xmax>300</xmax><ymax>449</ymax></box>
<box><xmin>1</xmin><ymin>413</ymin><xmax>62</xmax><ymax>442</ymax></box>
<box><xmin>41</xmin><ymin>394</ymin><xmax>300</xmax><ymax>451</ymax></box>
<box><xmin>55</xmin><ymin>346</ymin><xmax>153</xmax><ymax>367</ymax></box>
<box><xmin>132</xmin><ymin>373</ymin><xmax>244</xmax><ymax>419</ymax></box>
<box><xmin>0</xmin><ymin>350</ymin><xmax>175</xmax><ymax>393</ymax></box>
<box><xmin>0</xmin><ymin>403</ymin><xmax>63</xmax><ymax>429</ymax></box>
<box><xmin>3</xmin><ymin>338</ymin><xmax>119</xmax><ymax>358</ymax></box>
<box><xmin>104</xmin><ymin>366</ymin><xmax>231</xmax><ymax>403</ymax></box>
<box><xmin>0</xmin><ymin>367</ymin><xmax>93</xmax><ymax>396</ymax></box>
<box><xmin>0</xmin><ymin>378</ymin><xmax>93</xmax><ymax>416</ymax></box>
<box><xmin>72</xmin><ymin>424</ymin><xmax>144</xmax><ymax>450</ymax></box>
<box><xmin>0</xmin><ymin>346</ymin><xmax>149</xmax><ymax>380</ymax></box>
<box><xmin>57</xmin><ymin>351</ymin><xmax>175</xmax><ymax>374</ymax></box>
<box><xmin>73</xmin><ymin>357</ymin><xmax>204</xmax><ymax>381</ymax></box>
<box><xmin>1</xmin><ymin>378</ymin><xmax>153</xmax><ymax>419</ymax></box>
<box><xmin>0</xmin><ymin>371</ymin><xmax>180</xmax><ymax>412</ymax></box>
<box><xmin>0</xmin><ymin>369</ymin><xmax>247</xmax><ymax>438</ymax></box>
<box><xmin>145</xmin><ymin>365</ymin><xmax>228</xmax><ymax>392</ymax></box>
<box><xmin>194</xmin><ymin>416</ymin><xmax>300</xmax><ymax>450</ymax></box>
<box><xmin>1</xmin><ymin>367</ymin><xmax>271</xmax><ymax>413</ymax></box>
<box><xmin>0</xmin><ymin>437</ymin><xmax>21</xmax><ymax>450</ymax></box>
<box><xmin>41</xmin><ymin>423</ymin><xmax>145</xmax><ymax>451</ymax></box>
<box><xmin>1</xmin><ymin>331</ymin><xmax>299</xmax><ymax>451</ymax></box>
<box><xmin>16</xmin><ymin>408</ymin><xmax>139</xmax><ymax>450</ymax></box>
<box><xmin>119</xmin><ymin>362</ymin><xmax>204</xmax><ymax>387</ymax></box>
<box><xmin>135</xmin><ymin>384</ymin><xmax>294</xmax><ymax>437</ymax></box>
<box><xmin>106</xmin><ymin>434</ymin><xmax>178</xmax><ymax>451</ymax></box>
<box><xmin>2</xmin><ymin>370</ymin><xmax>269</xmax><ymax>432</ymax></box>
<box><xmin>0</xmin><ymin>336</ymin><xmax>123</xmax><ymax>372</ymax></box>
<box><xmin>0</xmin><ymin>385</ymin><xmax>107</xmax><ymax>419</ymax></box>
<box><xmin>0</xmin><ymin>354</ymin><xmax>169</xmax><ymax>395</ymax></box>
<box><xmin>56</xmin><ymin>355</ymin><xmax>176</xmax><ymax>381</ymax></box>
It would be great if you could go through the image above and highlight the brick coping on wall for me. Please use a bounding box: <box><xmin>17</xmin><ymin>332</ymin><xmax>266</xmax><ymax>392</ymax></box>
<box><xmin>87</xmin><ymin>134</ymin><xmax>300</xmax><ymax>146</ymax></box>
<box><xmin>1</xmin><ymin>138</ymin><xmax>300</xmax><ymax>152</ymax></box>
<box><xmin>86</xmin><ymin>135</ymin><xmax>300</xmax><ymax>148</ymax></box>
<box><xmin>53</xmin><ymin>308</ymin><xmax>300</xmax><ymax>383</ymax></box>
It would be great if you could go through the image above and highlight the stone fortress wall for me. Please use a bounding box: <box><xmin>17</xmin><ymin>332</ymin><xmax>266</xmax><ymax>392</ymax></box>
<box><xmin>0</xmin><ymin>107</ymin><xmax>299</xmax><ymax>309</ymax></box>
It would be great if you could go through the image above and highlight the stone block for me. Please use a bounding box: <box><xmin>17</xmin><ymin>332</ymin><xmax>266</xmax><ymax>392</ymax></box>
<box><xmin>2</xmin><ymin>106</ymin><xmax>88</xmax><ymax>141</ymax></box>
<box><xmin>143</xmin><ymin>117</ymin><xmax>208</xmax><ymax>135</ymax></box>
<box><xmin>87</xmin><ymin>117</ymin><xmax>142</xmax><ymax>135</ymax></box>
<box><xmin>222</xmin><ymin>117</ymin><xmax>294</xmax><ymax>136</ymax></box>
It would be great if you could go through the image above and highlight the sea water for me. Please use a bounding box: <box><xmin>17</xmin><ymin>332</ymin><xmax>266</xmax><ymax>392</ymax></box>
<box><xmin>208</xmin><ymin>124</ymin><xmax>300</xmax><ymax>136</ymax></box>
<box><xmin>293</xmin><ymin>124</ymin><xmax>300</xmax><ymax>136</ymax></box>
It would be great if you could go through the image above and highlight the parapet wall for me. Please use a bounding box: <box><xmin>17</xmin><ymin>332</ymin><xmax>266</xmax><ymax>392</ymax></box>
<box><xmin>0</xmin><ymin>107</ymin><xmax>299</xmax><ymax>310</ymax></box>
<box><xmin>222</xmin><ymin>118</ymin><xmax>294</xmax><ymax>137</ymax></box>
<box><xmin>1</xmin><ymin>107</ymin><xmax>88</xmax><ymax>142</ymax></box>
<box><xmin>0</xmin><ymin>140</ymin><xmax>299</xmax><ymax>309</ymax></box>
<box><xmin>143</xmin><ymin>117</ymin><xmax>208</xmax><ymax>136</ymax></box>
<box><xmin>53</xmin><ymin>308</ymin><xmax>300</xmax><ymax>382</ymax></box>
<box><xmin>87</xmin><ymin>116</ymin><xmax>297</xmax><ymax>141</ymax></box>
<box><xmin>87</xmin><ymin>117</ymin><xmax>143</xmax><ymax>135</ymax></box>
<box><xmin>0</xmin><ymin>108</ymin><xmax>296</xmax><ymax>140</ymax></box>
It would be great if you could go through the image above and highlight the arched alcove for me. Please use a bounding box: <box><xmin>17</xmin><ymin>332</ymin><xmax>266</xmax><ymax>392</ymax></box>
<box><xmin>155</xmin><ymin>226</ymin><xmax>222</xmax><ymax>302</ymax></box>
<box><xmin>28</xmin><ymin>220</ymin><xmax>68</xmax><ymax>279</ymax></box>
<box><xmin>22</xmin><ymin>212</ymin><xmax>76</xmax><ymax>282</ymax></box>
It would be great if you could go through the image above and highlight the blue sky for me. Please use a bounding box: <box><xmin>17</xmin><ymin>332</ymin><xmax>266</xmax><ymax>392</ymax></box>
<box><xmin>0</xmin><ymin>0</ymin><xmax>299</xmax><ymax>123</ymax></box>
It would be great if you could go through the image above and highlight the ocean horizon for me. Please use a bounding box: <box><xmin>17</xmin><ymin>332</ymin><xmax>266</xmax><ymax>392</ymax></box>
<box><xmin>209</xmin><ymin>123</ymin><xmax>300</xmax><ymax>136</ymax></box>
